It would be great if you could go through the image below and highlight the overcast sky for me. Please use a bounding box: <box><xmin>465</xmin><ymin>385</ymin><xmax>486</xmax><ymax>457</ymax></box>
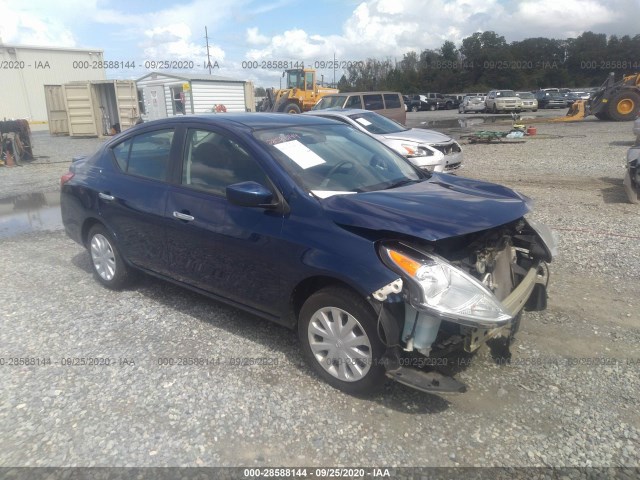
<box><xmin>1</xmin><ymin>0</ymin><xmax>639</xmax><ymax>87</ymax></box>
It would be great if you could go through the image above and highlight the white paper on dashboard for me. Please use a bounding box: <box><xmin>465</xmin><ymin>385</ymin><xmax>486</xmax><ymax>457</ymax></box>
<box><xmin>274</xmin><ymin>140</ymin><xmax>325</xmax><ymax>169</ymax></box>
<box><xmin>355</xmin><ymin>117</ymin><xmax>372</xmax><ymax>126</ymax></box>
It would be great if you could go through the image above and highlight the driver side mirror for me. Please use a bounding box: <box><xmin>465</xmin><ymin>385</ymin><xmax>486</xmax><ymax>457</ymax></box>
<box><xmin>226</xmin><ymin>181</ymin><xmax>276</xmax><ymax>208</ymax></box>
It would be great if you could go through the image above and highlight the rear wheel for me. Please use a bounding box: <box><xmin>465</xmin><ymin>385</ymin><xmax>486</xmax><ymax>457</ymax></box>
<box><xmin>608</xmin><ymin>91</ymin><xmax>640</xmax><ymax>121</ymax></box>
<box><xmin>87</xmin><ymin>225</ymin><xmax>134</xmax><ymax>290</ymax></box>
<box><xmin>284</xmin><ymin>102</ymin><xmax>301</xmax><ymax>114</ymax></box>
<box><xmin>429</xmin><ymin>104</ymin><xmax>436</xmax><ymax>111</ymax></box>
<box><xmin>298</xmin><ymin>286</ymin><xmax>386</xmax><ymax>395</ymax></box>
<box><xmin>411</xmin><ymin>105</ymin><xmax>419</xmax><ymax>112</ymax></box>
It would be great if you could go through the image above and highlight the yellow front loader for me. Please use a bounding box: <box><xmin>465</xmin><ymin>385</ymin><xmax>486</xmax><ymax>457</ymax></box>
<box><xmin>258</xmin><ymin>68</ymin><xmax>338</xmax><ymax>114</ymax></box>
<box><xmin>556</xmin><ymin>72</ymin><xmax>640</xmax><ymax>122</ymax></box>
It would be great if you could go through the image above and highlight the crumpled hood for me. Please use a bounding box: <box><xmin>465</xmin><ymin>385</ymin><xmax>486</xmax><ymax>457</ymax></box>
<box><xmin>321</xmin><ymin>173</ymin><xmax>530</xmax><ymax>241</ymax></box>
<box><xmin>382</xmin><ymin>128</ymin><xmax>454</xmax><ymax>145</ymax></box>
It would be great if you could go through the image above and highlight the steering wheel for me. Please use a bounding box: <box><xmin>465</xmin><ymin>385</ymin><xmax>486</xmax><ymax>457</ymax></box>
<box><xmin>320</xmin><ymin>161</ymin><xmax>354</xmax><ymax>188</ymax></box>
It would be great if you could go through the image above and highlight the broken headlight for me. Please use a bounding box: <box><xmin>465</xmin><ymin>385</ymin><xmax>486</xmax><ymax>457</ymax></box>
<box><xmin>380</xmin><ymin>244</ymin><xmax>512</xmax><ymax>326</ymax></box>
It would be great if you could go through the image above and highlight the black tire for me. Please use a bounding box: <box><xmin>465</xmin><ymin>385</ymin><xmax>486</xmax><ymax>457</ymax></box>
<box><xmin>607</xmin><ymin>91</ymin><xmax>640</xmax><ymax>121</ymax></box>
<box><xmin>284</xmin><ymin>102</ymin><xmax>301</xmax><ymax>114</ymax></box>
<box><xmin>87</xmin><ymin>224</ymin><xmax>134</xmax><ymax>290</ymax></box>
<box><xmin>532</xmin><ymin>109</ymin><xmax>537</xmax><ymax>112</ymax></box>
<box><xmin>429</xmin><ymin>104</ymin><xmax>436</xmax><ymax>111</ymax></box>
<box><xmin>445</xmin><ymin>102</ymin><xmax>452</xmax><ymax>110</ymax></box>
<box><xmin>411</xmin><ymin>105</ymin><xmax>419</xmax><ymax>112</ymax></box>
<box><xmin>594</xmin><ymin>111</ymin><xmax>610</xmax><ymax>120</ymax></box>
<box><xmin>298</xmin><ymin>286</ymin><xmax>386</xmax><ymax>395</ymax></box>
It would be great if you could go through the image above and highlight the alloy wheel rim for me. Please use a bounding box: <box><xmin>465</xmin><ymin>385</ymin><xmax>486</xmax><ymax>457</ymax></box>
<box><xmin>308</xmin><ymin>306</ymin><xmax>372</xmax><ymax>382</ymax></box>
<box><xmin>90</xmin><ymin>234</ymin><xmax>116</xmax><ymax>281</ymax></box>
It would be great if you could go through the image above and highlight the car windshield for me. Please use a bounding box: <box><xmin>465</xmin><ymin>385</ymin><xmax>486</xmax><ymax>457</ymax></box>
<box><xmin>253</xmin><ymin>124</ymin><xmax>423</xmax><ymax>196</ymax></box>
<box><xmin>496</xmin><ymin>90</ymin><xmax>517</xmax><ymax>97</ymax></box>
<box><xmin>346</xmin><ymin>112</ymin><xmax>407</xmax><ymax>134</ymax></box>
<box><xmin>517</xmin><ymin>92</ymin><xmax>534</xmax><ymax>99</ymax></box>
<box><xmin>312</xmin><ymin>96</ymin><xmax>347</xmax><ymax>110</ymax></box>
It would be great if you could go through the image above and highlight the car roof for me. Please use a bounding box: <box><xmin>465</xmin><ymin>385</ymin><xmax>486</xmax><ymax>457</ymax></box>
<box><xmin>135</xmin><ymin>113</ymin><xmax>338</xmax><ymax>131</ymax></box>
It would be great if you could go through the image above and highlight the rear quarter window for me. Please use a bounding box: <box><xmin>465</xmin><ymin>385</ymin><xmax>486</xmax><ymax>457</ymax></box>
<box><xmin>363</xmin><ymin>94</ymin><xmax>384</xmax><ymax>110</ymax></box>
<box><xmin>383</xmin><ymin>94</ymin><xmax>401</xmax><ymax>109</ymax></box>
<box><xmin>111</xmin><ymin>129</ymin><xmax>174</xmax><ymax>181</ymax></box>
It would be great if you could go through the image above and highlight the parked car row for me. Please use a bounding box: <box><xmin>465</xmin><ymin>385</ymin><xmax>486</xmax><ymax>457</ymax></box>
<box><xmin>406</xmin><ymin>88</ymin><xmax>593</xmax><ymax>114</ymax></box>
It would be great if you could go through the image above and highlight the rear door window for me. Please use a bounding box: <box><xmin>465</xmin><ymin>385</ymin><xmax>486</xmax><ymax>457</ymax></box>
<box><xmin>112</xmin><ymin>129</ymin><xmax>174</xmax><ymax>181</ymax></box>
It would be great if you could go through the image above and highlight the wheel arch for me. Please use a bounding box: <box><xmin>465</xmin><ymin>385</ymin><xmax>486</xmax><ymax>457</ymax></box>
<box><xmin>288</xmin><ymin>275</ymin><xmax>377</xmax><ymax>331</ymax></box>
<box><xmin>81</xmin><ymin>217</ymin><xmax>106</xmax><ymax>247</ymax></box>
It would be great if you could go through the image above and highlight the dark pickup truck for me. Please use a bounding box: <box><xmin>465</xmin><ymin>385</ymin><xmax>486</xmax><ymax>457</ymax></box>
<box><xmin>405</xmin><ymin>93</ymin><xmax>455</xmax><ymax>111</ymax></box>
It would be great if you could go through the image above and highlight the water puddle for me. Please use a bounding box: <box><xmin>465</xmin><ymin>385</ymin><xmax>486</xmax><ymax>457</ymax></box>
<box><xmin>0</xmin><ymin>191</ymin><xmax>63</xmax><ymax>239</ymax></box>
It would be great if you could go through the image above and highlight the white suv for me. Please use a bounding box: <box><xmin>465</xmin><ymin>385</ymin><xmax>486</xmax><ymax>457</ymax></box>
<box><xmin>486</xmin><ymin>90</ymin><xmax>523</xmax><ymax>113</ymax></box>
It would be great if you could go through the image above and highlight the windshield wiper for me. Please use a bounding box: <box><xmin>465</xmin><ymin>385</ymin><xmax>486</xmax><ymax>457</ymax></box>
<box><xmin>385</xmin><ymin>178</ymin><xmax>419</xmax><ymax>190</ymax></box>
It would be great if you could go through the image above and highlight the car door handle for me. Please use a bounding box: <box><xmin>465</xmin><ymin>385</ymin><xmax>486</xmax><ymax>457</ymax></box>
<box><xmin>173</xmin><ymin>211</ymin><xmax>195</xmax><ymax>222</ymax></box>
<box><xmin>99</xmin><ymin>192</ymin><xmax>115</xmax><ymax>201</ymax></box>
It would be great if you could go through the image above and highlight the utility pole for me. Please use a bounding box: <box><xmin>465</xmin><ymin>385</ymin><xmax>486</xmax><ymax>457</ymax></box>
<box><xmin>333</xmin><ymin>52</ymin><xmax>336</xmax><ymax>87</ymax></box>
<box><xmin>204</xmin><ymin>26</ymin><xmax>213</xmax><ymax>74</ymax></box>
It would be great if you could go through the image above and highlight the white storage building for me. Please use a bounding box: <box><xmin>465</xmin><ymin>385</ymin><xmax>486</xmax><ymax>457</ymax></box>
<box><xmin>136</xmin><ymin>72</ymin><xmax>255</xmax><ymax>121</ymax></box>
<box><xmin>0</xmin><ymin>43</ymin><xmax>105</xmax><ymax>121</ymax></box>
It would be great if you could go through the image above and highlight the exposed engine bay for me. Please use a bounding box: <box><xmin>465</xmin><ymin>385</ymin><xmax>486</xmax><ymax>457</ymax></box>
<box><xmin>372</xmin><ymin>217</ymin><xmax>556</xmax><ymax>394</ymax></box>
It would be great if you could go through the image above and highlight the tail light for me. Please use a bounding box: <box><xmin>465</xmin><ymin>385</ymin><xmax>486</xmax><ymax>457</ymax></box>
<box><xmin>60</xmin><ymin>172</ymin><xmax>74</xmax><ymax>186</ymax></box>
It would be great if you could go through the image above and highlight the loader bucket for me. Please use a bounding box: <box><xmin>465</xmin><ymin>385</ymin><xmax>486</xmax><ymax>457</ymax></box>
<box><xmin>550</xmin><ymin>100</ymin><xmax>586</xmax><ymax>122</ymax></box>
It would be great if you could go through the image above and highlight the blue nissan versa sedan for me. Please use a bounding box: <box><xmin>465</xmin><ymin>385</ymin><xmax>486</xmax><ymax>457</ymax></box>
<box><xmin>61</xmin><ymin>113</ymin><xmax>557</xmax><ymax>395</ymax></box>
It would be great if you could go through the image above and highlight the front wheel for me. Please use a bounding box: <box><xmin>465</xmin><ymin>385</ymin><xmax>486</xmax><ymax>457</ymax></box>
<box><xmin>87</xmin><ymin>224</ymin><xmax>134</xmax><ymax>290</ymax></box>
<box><xmin>298</xmin><ymin>287</ymin><xmax>386</xmax><ymax>395</ymax></box>
<box><xmin>608</xmin><ymin>91</ymin><xmax>640</xmax><ymax>121</ymax></box>
<box><xmin>283</xmin><ymin>102</ymin><xmax>301</xmax><ymax>114</ymax></box>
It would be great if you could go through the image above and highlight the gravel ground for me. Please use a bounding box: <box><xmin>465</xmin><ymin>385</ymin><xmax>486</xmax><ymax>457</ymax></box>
<box><xmin>0</xmin><ymin>112</ymin><xmax>639</xmax><ymax>473</ymax></box>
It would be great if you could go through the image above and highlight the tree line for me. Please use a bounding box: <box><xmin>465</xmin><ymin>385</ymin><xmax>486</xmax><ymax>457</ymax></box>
<box><xmin>334</xmin><ymin>31</ymin><xmax>640</xmax><ymax>94</ymax></box>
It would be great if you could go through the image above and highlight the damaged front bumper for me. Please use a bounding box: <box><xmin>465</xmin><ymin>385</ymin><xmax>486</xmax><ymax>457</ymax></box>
<box><xmin>371</xmin><ymin>219</ymin><xmax>557</xmax><ymax>394</ymax></box>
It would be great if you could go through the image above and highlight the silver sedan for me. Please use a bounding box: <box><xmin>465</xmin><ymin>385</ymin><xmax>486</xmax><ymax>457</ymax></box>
<box><xmin>304</xmin><ymin>109</ymin><xmax>463</xmax><ymax>173</ymax></box>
